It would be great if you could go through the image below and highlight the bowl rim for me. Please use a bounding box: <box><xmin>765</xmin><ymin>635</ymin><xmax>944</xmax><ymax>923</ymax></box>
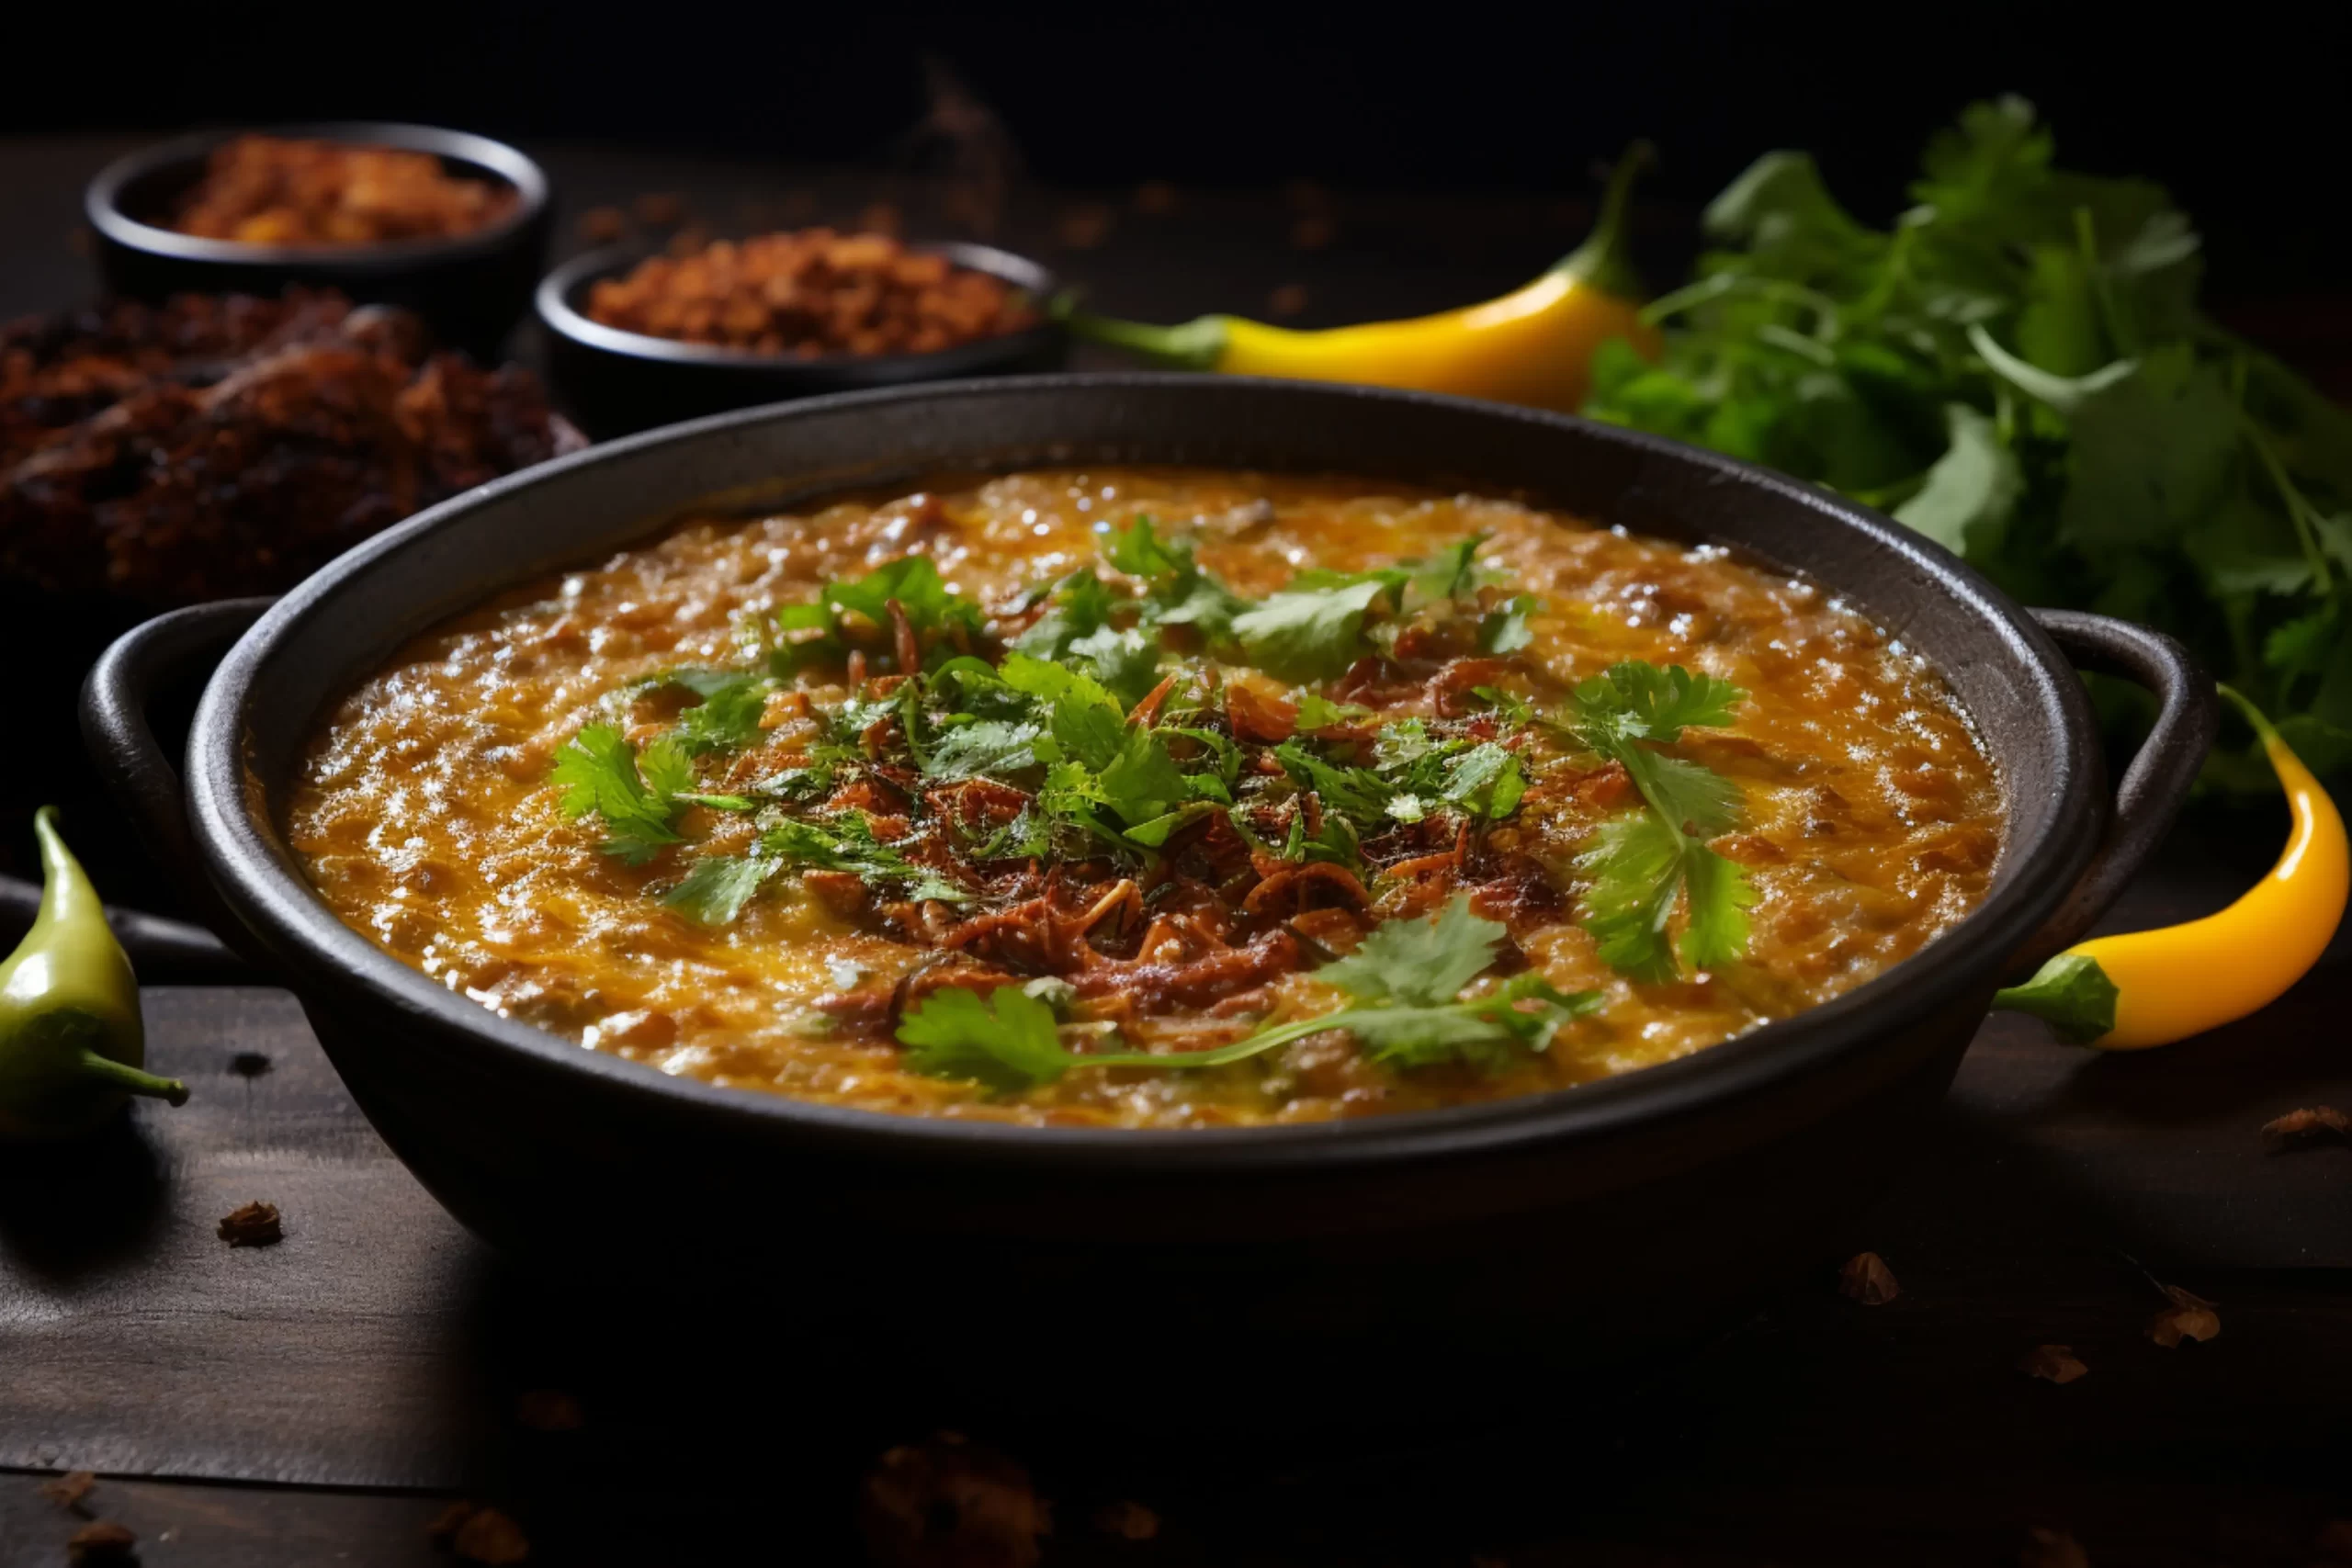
<box><xmin>185</xmin><ymin>374</ymin><xmax>2099</xmax><ymax>1174</ymax></box>
<box><xmin>535</xmin><ymin>239</ymin><xmax>1064</xmax><ymax>371</ymax></box>
<box><xmin>85</xmin><ymin>120</ymin><xmax>549</xmax><ymax>268</ymax></box>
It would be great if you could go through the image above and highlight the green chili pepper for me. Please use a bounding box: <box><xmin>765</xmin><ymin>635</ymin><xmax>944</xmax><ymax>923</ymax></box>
<box><xmin>0</xmin><ymin>807</ymin><xmax>186</xmax><ymax>1139</ymax></box>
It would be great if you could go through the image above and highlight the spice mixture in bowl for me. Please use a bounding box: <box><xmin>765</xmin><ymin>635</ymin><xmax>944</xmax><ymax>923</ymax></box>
<box><xmin>583</xmin><ymin>230</ymin><xmax>1040</xmax><ymax>358</ymax></box>
<box><xmin>166</xmin><ymin>134</ymin><xmax>521</xmax><ymax>247</ymax></box>
<box><xmin>85</xmin><ymin>123</ymin><xmax>551</xmax><ymax>357</ymax></box>
<box><xmin>285</xmin><ymin>468</ymin><xmax>2004</xmax><ymax>1128</ymax></box>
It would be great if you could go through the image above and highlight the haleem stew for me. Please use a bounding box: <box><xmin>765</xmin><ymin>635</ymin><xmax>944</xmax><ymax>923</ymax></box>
<box><xmin>285</xmin><ymin>469</ymin><xmax>2005</xmax><ymax>1127</ymax></box>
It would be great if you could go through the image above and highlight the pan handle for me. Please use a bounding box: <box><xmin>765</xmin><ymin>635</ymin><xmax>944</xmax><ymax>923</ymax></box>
<box><xmin>80</xmin><ymin>598</ymin><xmax>274</xmax><ymax>957</ymax></box>
<box><xmin>0</xmin><ymin>875</ymin><xmax>248</xmax><ymax>983</ymax></box>
<box><xmin>2007</xmin><ymin>608</ymin><xmax>2219</xmax><ymax>978</ymax></box>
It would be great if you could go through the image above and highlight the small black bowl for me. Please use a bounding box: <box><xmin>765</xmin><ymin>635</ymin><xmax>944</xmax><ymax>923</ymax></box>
<box><xmin>85</xmin><ymin>122</ymin><xmax>551</xmax><ymax>360</ymax></box>
<box><xmin>536</xmin><ymin>241</ymin><xmax>1069</xmax><ymax>437</ymax></box>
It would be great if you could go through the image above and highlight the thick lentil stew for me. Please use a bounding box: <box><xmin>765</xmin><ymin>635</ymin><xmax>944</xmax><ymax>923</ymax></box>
<box><xmin>285</xmin><ymin>469</ymin><xmax>2004</xmax><ymax>1127</ymax></box>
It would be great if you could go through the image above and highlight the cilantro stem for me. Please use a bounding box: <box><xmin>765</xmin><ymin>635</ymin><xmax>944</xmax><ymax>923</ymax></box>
<box><xmin>2242</xmin><ymin>416</ymin><xmax>2335</xmax><ymax>597</ymax></box>
<box><xmin>1069</xmin><ymin>1010</ymin><xmax>1362</xmax><ymax>1074</ymax></box>
<box><xmin>2073</xmin><ymin>206</ymin><xmax>2134</xmax><ymax>358</ymax></box>
<box><xmin>1639</xmin><ymin>274</ymin><xmax>1843</xmax><ymax>338</ymax></box>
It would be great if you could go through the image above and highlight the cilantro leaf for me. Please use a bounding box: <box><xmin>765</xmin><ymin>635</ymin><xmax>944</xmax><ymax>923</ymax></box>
<box><xmin>1439</xmin><ymin>742</ymin><xmax>1528</xmax><ymax>820</ymax></box>
<box><xmin>1106</xmin><ymin>514</ymin><xmax>1251</xmax><ymax>638</ymax></box>
<box><xmin>1272</xmin><ymin>739</ymin><xmax>1393</xmax><ymax>823</ymax></box>
<box><xmin>1893</xmin><ymin>403</ymin><xmax>2023</xmax><ymax>558</ymax></box>
<box><xmin>999</xmin><ymin>651</ymin><xmax>1127</xmax><ymax>770</ymax></box>
<box><xmin>550</xmin><ymin>724</ymin><xmax>689</xmax><ymax>864</ymax></box>
<box><xmin>1233</xmin><ymin>578</ymin><xmax>1393</xmax><ymax>682</ymax></box>
<box><xmin>662</xmin><ymin>852</ymin><xmax>775</xmax><ymax>926</ymax></box>
<box><xmin>1103</xmin><ymin>513</ymin><xmax>1190</xmax><ymax>579</ymax></box>
<box><xmin>1576</xmin><ymin>812</ymin><xmax>1690</xmax><ymax>982</ymax></box>
<box><xmin>1634</xmin><ymin>752</ymin><xmax>1745</xmax><ymax>837</ymax></box>
<box><xmin>649</xmin><ymin>670</ymin><xmax>771</xmax><ymax>754</ymax></box>
<box><xmin>1011</xmin><ymin>569</ymin><xmax>1117</xmax><ymax>659</ymax></box>
<box><xmin>763</xmin><ymin>815</ymin><xmax>967</xmax><ymax>904</ymax></box>
<box><xmin>1406</xmin><ymin>535</ymin><xmax>1487</xmax><ymax>605</ymax></box>
<box><xmin>896</xmin><ymin>986</ymin><xmax>1076</xmax><ymax>1094</ymax></box>
<box><xmin>1556</xmin><ymin>660</ymin><xmax>1757</xmax><ymax>979</ymax></box>
<box><xmin>924</xmin><ymin>718</ymin><xmax>1044</xmax><ymax>781</ymax></box>
<box><xmin>1573</xmin><ymin>662</ymin><xmax>1746</xmax><ymax>743</ymax></box>
<box><xmin>1477</xmin><ymin>594</ymin><xmax>1538</xmax><ymax>654</ymax></box>
<box><xmin>1069</xmin><ymin>624</ymin><xmax>1163</xmax><ymax>706</ymax></box>
<box><xmin>823</xmin><ymin>555</ymin><xmax>980</xmax><ymax>637</ymax></box>
<box><xmin>1296</xmin><ymin>692</ymin><xmax>1374</xmax><ymax>730</ymax></box>
<box><xmin>1373</xmin><ymin>717</ymin><xmax>1452</xmax><ymax>771</ymax></box>
<box><xmin>1096</xmin><ymin>727</ymin><xmax>1191</xmax><ymax>825</ymax></box>
<box><xmin>1317</xmin><ymin>894</ymin><xmax>1507</xmax><ymax>1005</ymax></box>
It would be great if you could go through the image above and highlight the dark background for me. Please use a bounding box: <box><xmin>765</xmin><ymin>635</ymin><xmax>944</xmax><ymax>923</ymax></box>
<box><xmin>6</xmin><ymin>1</ymin><xmax>2346</xmax><ymax>299</ymax></box>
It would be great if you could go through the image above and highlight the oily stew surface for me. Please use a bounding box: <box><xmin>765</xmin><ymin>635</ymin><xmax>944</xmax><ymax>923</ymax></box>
<box><xmin>287</xmin><ymin>469</ymin><xmax>2004</xmax><ymax>1127</ymax></box>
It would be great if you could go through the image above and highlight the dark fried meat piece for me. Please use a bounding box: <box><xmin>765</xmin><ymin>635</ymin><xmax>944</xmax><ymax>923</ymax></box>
<box><xmin>0</xmin><ymin>292</ymin><xmax>578</xmax><ymax>607</ymax></box>
<box><xmin>1068</xmin><ymin>928</ymin><xmax>1302</xmax><ymax>1011</ymax></box>
<box><xmin>0</xmin><ymin>290</ymin><xmax>385</xmax><ymax>467</ymax></box>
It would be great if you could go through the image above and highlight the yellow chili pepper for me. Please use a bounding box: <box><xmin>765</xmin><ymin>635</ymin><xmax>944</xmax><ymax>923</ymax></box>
<box><xmin>1995</xmin><ymin>687</ymin><xmax>2348</xmax><ymax>1049</ymax></box>
<box><xmin>1066</xmin><ymin>144</ymin><xmax>1660</xmax><ymax>412</ymax></box>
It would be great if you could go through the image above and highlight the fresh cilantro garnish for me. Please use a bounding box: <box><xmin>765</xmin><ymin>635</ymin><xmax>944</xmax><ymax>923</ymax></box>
<box><xmin>1104</xmin><ymin>515</ymin><xmax>1252</xmax><ymax>639</ymax></box>
<box><xmin>1560</xmin><ymin>661</ymin><xmax>1758</xmax><ymax>981</ymax></box>
<box><xmin>1407</xmin><ymin>535</ymin><xmax>1487</xmax><ymax>604</ymax></box>
<box><xmin>897</xmin><ymin>986</ymin><xmax>1075</xmax><ymax>1094</ymax></box>
<box><xmin>662</xmin><ymin>852</ymin><xmax>775</xmax><ymax>926</ymax></box>
<box><xmin>1373</xmin><ymin>716</ymin><xmax>1453</xmax><ymax>771</ymax></box>
<box><xmin>1068</xmin><ymin>623</ymin><xmax>1163</xmax><ymax>706</ymax></box>
<box><xmin>1583</xmin><ymin>96</ymin><xmax>2352</xmax><ymax>793</ymax></box>
<box><xmin>893</xmin><ymin>894</ymin><xmax>1602</xmax><ymax>1090</ymax></box>
<box><xmin>923</xmin><ymin>718</ymin><xmax>1044</xmax><ymax>781</ymax></box>
<box><xmin>1317</xmin><ymin>893</ymin><xmax>1508</xmax><ymax>1004</ymax></box>
<box><xmin>550</xmin><ymin>724</ymin><xmax>692</xmax><ymax>864</ymax></box>
<box><xmin>773</xmin><ymin>556</ymin><xmax>983</xmax><ymax>674</ymax></box>
<box><xmin>763</xmin><ymin>815</ymin><xmax>967</xmax><ymax>904</ymax></box>
<box><xmin>821</xmin><ymin>555</ymin><xmax>981</xmax><ymax>637</ymax></box>
<box><xmin>1232</xmin><ymin>577</ymin><xmax>1396</xmax><ymax>682</ymax></box>
<box><xmin>1477</xmin><ymin>595</ymin><xmax>1538</xmax><ymax>654</ymax></box>
<box><xmin>1103</xmin><ymin>513</ymin><xmax>1191</xmax><ymax>579</ymax></box>
<box><xmin>999</xmin><ymin>651</ymin><xmax>1128</xmax><ymax>770</ymax></box>
<box><xmin>1010</xmin><ymin>569</ymin><xmax>1117</xmax><ymax>659</ymax></box>
<box><xmin>1295</xmin><ymin>692</ymin><xmax>1375</xmax><ymax>729</ymax></box>
<box><xmin>649</xmin><ymin>670</ymin><xmax>771</xmax><ymax>754</ymax></box>
<box><xmin>1272</xmin><ymin>739</ymin><xmax>1393</xmax><ymax>823</ymax></box>
<box><xmin>1439</xmin><ymin>742</ymin><xmax>1528</xmax><ymax>819</ymax></box>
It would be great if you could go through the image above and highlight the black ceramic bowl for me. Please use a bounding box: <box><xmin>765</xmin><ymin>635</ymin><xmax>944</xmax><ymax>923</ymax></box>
<box><xmin>85</xmin><ymin>122</ymin><xmax>551</xmax><ymax>359</ymax></box>
<box><xmin>536</xmin><ymin>242</ymin><xmax>1069</xmax><ymax>437</ymax></box>
<box><xmin>85</xmin><ymin>378</ymin><xmax>2211</xmax><ymax>1427</ymax></box>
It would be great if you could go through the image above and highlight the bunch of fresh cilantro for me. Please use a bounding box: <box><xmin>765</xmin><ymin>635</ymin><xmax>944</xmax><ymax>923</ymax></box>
<box><xmin>1585</xmin><ymin>96</ymin><xmax>2352</xmax><ymax>791</ymax></box>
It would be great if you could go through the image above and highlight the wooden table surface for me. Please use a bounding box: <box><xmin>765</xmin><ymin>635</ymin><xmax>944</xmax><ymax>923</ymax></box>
<box><xmin>2</xmin><ymin>139</ymin><xmax>2348</xmax><ymax>1567</ymax></box>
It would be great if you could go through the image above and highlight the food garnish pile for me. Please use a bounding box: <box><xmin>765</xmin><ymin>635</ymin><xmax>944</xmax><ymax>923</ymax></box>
<box><xmin>0</xmin><ymin>290</ymin><xmax>581</xmax><ymax>605</ymax></box>
<box><xmin>167</xmin><ymin>134</ymin><xmax>519</xmax><ymax>246</ymax></box>
<box><xmin>547</xmin><ymin>514</ymin><xmax>1760</xmax><ymax>1094</ymax></box>
<box><xmin>1585</xmin><ymin>97</ymin><xmax>2352</xmax><ymax>794</ymax></box>
<box><xmin>287</xmin><ymin>473</ymin><xmax>2005</xmax><ymax>1124</ymax></box>
<box><xmin>584</xmin><ymin>229</ymin><xmax>1037</xmax><ymax>358</ymax></box>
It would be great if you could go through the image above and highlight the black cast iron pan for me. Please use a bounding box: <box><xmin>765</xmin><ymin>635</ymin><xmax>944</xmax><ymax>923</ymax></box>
<box><xmin>82</xmin><ymin>376</ymin><xmax>2213</xmax><ymax>1433</ymax></box>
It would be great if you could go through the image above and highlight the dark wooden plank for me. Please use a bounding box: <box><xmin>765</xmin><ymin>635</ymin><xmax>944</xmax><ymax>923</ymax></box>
<box><xmin>0</xmin><ymin>1475</ymin><xmax>446</xmax><ymax>1568</ymax></box>
<box><xmin>0</xmin><ymin>989</ymin><xmax>493</xmax><ymax>1488</ymax></box>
